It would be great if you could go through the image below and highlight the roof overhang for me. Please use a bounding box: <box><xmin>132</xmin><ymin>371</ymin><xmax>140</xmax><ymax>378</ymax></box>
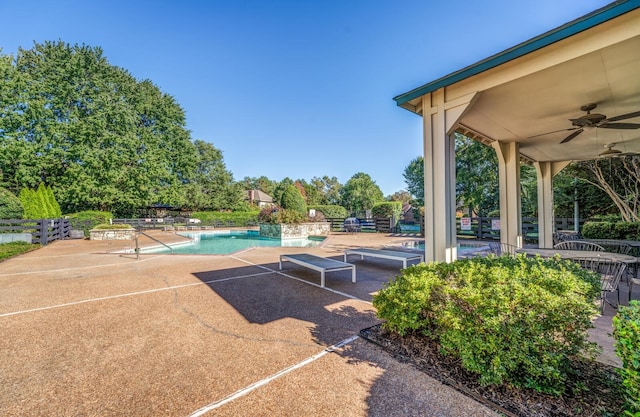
<box><xmin>394</xmin><ymin>1</ymin><xmax>640</xmax><ymax>163</ymax></box>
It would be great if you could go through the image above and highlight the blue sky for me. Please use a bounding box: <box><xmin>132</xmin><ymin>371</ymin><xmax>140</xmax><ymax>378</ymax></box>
<box><xmin>0</xmin><ymin>0</ymin><xmax>612</xmax><ymax>196</ymax></box>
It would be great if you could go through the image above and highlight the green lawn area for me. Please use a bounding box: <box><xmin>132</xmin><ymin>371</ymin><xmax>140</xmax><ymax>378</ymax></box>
<box><xmin>0</xmin><ymin>242</ymin><xmax>40</xmax><ymax>261</ymax></box>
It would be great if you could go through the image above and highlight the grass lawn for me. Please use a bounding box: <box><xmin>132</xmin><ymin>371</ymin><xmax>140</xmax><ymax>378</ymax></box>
<box><xmin>0</xmin><ymin>241</ymin><xmax>40</xmax><ymax>261</ymax></box>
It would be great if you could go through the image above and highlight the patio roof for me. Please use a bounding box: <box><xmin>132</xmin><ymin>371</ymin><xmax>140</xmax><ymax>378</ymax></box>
<box><xmin>394</xmin><ymin>0</ymin><xmax>640</xmax><ymax>163</ymax></box>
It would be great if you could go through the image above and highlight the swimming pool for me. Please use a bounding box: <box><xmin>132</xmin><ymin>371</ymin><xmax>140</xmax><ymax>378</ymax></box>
<box><xmin>401</xmin><ymin>240</ymin><xmax>491</xmax><ymax>255</ymax></box>
<box><xmin>143</xmin><ymin>230</ymin><xmax>325</xmax><ymax>255</ymax></box>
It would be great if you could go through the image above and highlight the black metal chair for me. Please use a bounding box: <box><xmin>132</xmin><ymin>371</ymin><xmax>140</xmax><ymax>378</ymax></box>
<box><xmin>553</xmin><ymin>240</ymin><xmax>605</xmax><ymax>252</ymax></box>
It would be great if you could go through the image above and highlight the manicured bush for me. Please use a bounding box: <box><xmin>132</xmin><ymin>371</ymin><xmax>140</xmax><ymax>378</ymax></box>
<box><xmin>190</xmin><ymin>210</ymin><xmax>260</xmax><ymax>226</ymax></box>
<box><xmin>280</xmin><ymin>185</ymin><xmax>307</xmax><ymax>216</ymax></box>
<box><xmin>582</xmin><ymin>220</ymin><xmax>640</xmax><ymax>240</ymax></box>
<box><xmin>19</xmin><ymin>184</ymin><xmax>62</xmax><ymax>219</ymax></box>
<box><xmin>0</xmin><ymin>188</ymin><xmax>24</xmax><ymax>219</ymax></box>
<box><xmin>372</xmin><ymin>201</ymin><xmax>402</xmax><ymax>218</ymax></box>
<box><xmin>613</xmin><ymin>301</ymin><xmax>640</xmax><ymax>415</ymax></box>
<box><xmin>66</xmin><ymin>210</ymin><xmax>114</xmax><ymax>237</ymax></box>
<box><xmin>257</xmin><ymin>206</ymin><xmax>306</xmax><ymax>224</ymax></box>
<box><xmin>373</xmin><ymin>255</ymin><xmax>601</xmax><ymax>394</ymax></box>
<box><xmin>309</xmin><ymin>205</ymin><xmax>348</xmax><ymax>218</ymax></box>
<box><xmin>93</xmin><ymin>223</ymin><xmax>133</xmax><ymax>230</ymax></box>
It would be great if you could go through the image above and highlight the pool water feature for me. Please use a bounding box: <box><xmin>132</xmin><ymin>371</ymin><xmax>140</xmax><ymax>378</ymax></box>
<box><xmin>143</xmin><ymin>230</ymin><xmax>325</xmax><ymax>255</ymax></box>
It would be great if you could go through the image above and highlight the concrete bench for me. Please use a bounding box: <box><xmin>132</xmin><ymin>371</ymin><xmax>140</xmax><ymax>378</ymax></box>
<box><xmin>344</xmin><ymin>248</ymin><xmax>424</xmax><ymax>269</ymax></box>
<box><xmin>279</xmin><ymin>254</ymin><xmax>356</xmax><ymax>288</ymax></box>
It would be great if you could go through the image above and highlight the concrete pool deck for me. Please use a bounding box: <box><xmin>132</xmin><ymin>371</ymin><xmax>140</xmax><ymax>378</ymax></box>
<box><xmin>0</xmin><ymin>230</ymin><xmax>629</xmax><ymax>416</ymax></box>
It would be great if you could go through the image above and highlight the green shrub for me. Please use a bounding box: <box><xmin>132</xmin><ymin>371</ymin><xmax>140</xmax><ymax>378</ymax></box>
<box><xmin>280</xmin><ymin>185</ymin><xmax>307</xmax><ymax>216</ymax></box>
<box><xmin>93</xmin><ymin>223</ymin><xmax>133</xmax><ymax>230</ymax></box>
<box><xmin>613</xmin><ymin>301</ymin><xmax>640</xmax><ymax>415</ymax></box>
<box><xmin>190</xmin><ymin>211</ymin><xmax>259</xmax><ymax>226</ymax></box>
<box><xmin>583</xmin><ymin>221</ymin><xmax>640</xmax><ymax>240</ymax></box>
<box><xmin>373</xmin><ymin>255</ymin><xmax>601</xmax><ymax>394</ymax></box>
<box><xmin>0</xmin><ymin>188</ymin><xmax>24</xmax><ymax>219</ymax></box>
<box><xmin>66</xmin><ymin>210</ymin><xmax>114</xmax><ymax>237</ymax></box>
<box><xmin>257</xmin><ymin>206</ymin><xmax>306</xmax><ymax>224</ymax></box>
<box><xmin>309</xmin><ymin>205</ymin><xmax>348</xmax><ymax>218</ymax></box>
<box><xmin>372</xmin><ymin>201</ymin><xmax>402</xmax><ymax>218</ymax></box>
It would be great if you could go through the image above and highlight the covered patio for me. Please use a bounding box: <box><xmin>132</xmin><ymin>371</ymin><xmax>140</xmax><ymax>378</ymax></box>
<box><xmin>394</xmin><ymin>1</ymin><xmax>640</xmax><ymax>262</ymax></box>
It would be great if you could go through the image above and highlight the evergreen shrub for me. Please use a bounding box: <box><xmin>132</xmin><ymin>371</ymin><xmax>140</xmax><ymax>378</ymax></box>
<box><xmin>372</xmin><ymin>201</ymin><xmax>402</xmax><ymax>218</ymax></box>
<box><xmin>93</xmin><ymin>223</ymin><xmax>133</xmax><ymax>230</ymax></box>
<box><xmin>613</xmin><ymin>301</ymin><xmax>640</xmax><ymax>416</ymax></box>
<box><xmin>257</xmin><ymin>206</ymin><xmax>306</xmax><ymax>224</ymax></box>
<box><xmin>309</xmin><ymin>205</ymin><xmax>348</xmax><ymax>218</ymax></box>
<box><xmin>373</xmin><ymin>255</ymin><xmax>601</xmax><ymax>394</ymax></box>
<box><xmin>190</xmin><ymin>211</ymin><xmax>260</xmax><ymax>226</ymax></box>
<box><xmin>582</xmin><ymin>221</ymin><xmax>640</xmax><ymax>240</ymax></box>
<box><xmin>279</xmin><ymin>185</ymin><xmax>307</xmax><ymax>216</ymax></box>
<box><xmin>67</xmin><ymin>211</ymin><xmax>114</xmax><ymax>237</ymax></box>
<box><xmin>0</xmin><ymin>188</ymin><xmax>24</xmax><ymax>219</ymax></box>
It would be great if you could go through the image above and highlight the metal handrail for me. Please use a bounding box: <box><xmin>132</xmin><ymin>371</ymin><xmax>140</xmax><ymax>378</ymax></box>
<box><xmin>135</xmin><ymin>231</ymin><xmax>173</xmax><ymax>259</ymax></box>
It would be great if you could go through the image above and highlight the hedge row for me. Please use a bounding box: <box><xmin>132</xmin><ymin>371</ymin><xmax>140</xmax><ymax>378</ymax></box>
<box><xmin>582</xmin><ymin>221</ymin><xmax>640</xmax><ymax>240</ymax></box>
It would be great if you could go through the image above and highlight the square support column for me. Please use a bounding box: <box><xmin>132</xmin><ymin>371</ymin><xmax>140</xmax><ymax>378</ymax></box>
<box><xmin>493</xmin><ymin>141</ymin><xmax>522</xmax><ymax>248</ymax></box>
<box><xmin>535</xmin><ymin>161</ymin><xmax>570</xmax><ymax>248</ymax></box>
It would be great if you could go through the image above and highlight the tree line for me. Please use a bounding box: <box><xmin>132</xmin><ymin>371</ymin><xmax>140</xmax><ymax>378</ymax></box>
<box><xmin>1</xmin><ymin>41</ymin><xmax>636</xmax><ymax>221</ymax></box>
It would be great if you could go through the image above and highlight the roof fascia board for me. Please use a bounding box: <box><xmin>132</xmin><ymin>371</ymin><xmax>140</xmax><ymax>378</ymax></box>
<box><xmin>393</xmin><ymin>1</ymin><xmax>640</xmax><ymax>107</ymax></box>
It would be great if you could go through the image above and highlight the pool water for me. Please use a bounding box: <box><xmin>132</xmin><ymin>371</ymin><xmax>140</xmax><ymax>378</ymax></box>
<box><xmin>402</xmin><ymin>240</ymin><xmax>491</xmax><ymax>255</ymax></box>
<box><xmin>144</xmin><ymin>230</ymin><xmax>325</xmax><ymax>255</ymax></box>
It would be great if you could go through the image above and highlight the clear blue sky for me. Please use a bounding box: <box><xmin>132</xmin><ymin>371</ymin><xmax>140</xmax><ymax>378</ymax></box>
<box><xmin>0</xmin><ymin>0</ymin><xmax>611</xmax><ymax>196</ymax></box>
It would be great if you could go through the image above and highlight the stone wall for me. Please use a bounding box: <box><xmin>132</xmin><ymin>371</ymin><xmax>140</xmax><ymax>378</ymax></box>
<box><xmin>90</xmin><ymin>228</ymin><xmax>136</xmax><ymax>241</ymax></box>
<box><xmin>259</xmin><ymin>222</ymin><xmax>330</xmax><ymax>239</ymax></box>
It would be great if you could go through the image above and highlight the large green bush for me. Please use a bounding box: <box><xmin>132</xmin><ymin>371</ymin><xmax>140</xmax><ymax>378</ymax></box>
<box><xmin>279</xmin><ymin>185</ymin><xmax>307</xmax><ymax>216</ymax></box>
<box><xmin>0</xmin><ymin>188</ymin><xmax>24</xmax><ymax>219</ymax></box>
<box><xmin>372</xmin><ymin>201</ymin><xmax>402</xmax><ymax>218</ymax></box>
<box><xmin>190</xmin><ymin>211</ymin><xmax>259</xmax><ymax>226</ymax></box>
<box><xmin>66</xmin><ymin>210</ymin><xmax>114</xmax><ymax>236</ymax></box>
<box><xmin>613</xmin><ymin>301</ymin><xmax>640</xmax><ymax>416</ymax></box>
<box><xmin>309</xmin><ymin>205</ymin><xmax>348</xmax><ymax>218</ymax></box>
<box><xmin>19</xmin><ymin>184</ymin><xmax>62</xmax><ymax>219</ymax></box>
<box><xmin>582</xmin><ymin>220</ymin><xmax>640</xmax><ymax>240</ymax></box>
<box><xmin>373</xmin><ymin>255</ymin><xmax>601</xmax><ymax>394</ymax></box>
<box><xmin>257</xmin><ymin>206</ymin><xmax>306</xmax><ymax>224</ymax></box>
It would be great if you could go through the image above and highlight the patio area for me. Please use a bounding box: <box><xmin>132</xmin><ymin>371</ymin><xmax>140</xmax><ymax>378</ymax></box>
<box><xmin>0</xmin><ymin>230</ymin><xmax>634</xmax><ymax>416</ymax></box>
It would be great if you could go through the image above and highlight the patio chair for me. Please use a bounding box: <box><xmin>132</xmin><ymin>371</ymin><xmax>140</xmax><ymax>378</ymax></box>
<box><xmin>585</xmin><ymin>240</ymin><xmax>632</xmax><ymax>255</ymax></box>
<box><xmin>596</xmin><ymin>260</ymin><xmax>627</xmax><ymax>313</ymax></box>
<box><xmin>629</xmin><ymin>276</ymin><xmax>640</xmax><ymax>302</ymax></box>
<box><xmin>552</xmin><ymin>231</ymin><xmax>583</xmax><ymax>246</ymax></box>
<box><xmin>553</xmin><ymin>240</ymin><xmax>605</xmax><ymax>252</ymax></box>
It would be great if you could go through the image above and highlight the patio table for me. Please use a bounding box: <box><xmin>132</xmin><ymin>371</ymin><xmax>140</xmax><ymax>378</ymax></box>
<box><xmin>515</xmin><ymin>248</ymin><xmax>637</xmax><ymax>265</ymax></box>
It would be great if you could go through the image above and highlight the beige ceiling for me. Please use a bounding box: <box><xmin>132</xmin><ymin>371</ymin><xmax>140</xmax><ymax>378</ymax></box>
<box><xmin>461</xmin><ymin>34</ymin><xmax>640</xmax><ymax>162</ymax></box>
<box><xmin>398</xmin><ymin>5</ymin><xmax>640</xmax><ymax>163</ymax></box>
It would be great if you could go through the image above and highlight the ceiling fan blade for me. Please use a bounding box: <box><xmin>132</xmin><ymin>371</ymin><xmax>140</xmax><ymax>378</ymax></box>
<box><xmin>605</xmin><ymin>110</ymin><xmax>640</xmax><ymax>122</ymax></box>
<box><xmin>598</xmin><ymin>122</ymin><xmax>640</xmax><ymax>129</ymax></box>
<box><xmin>560</xmin><ymin>128</ymin><xmax>583</xmax><ymax>144</ymax></box>
<box><xmin>528</xmin><ymin>127</ymin><xmax>579</xmax><ymax>139</ymax></box>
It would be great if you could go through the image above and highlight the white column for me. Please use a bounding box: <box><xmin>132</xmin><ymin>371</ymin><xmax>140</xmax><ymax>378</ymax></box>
<box><xmin>535</xmin><ymin>161</ymin><xmax>570</xmax><ymax>248</ymax></box>
<box><xmin>493</xmin><ymin>141</ymin><xmax>522</xmax><ymax>248</ymax></box>
<box><xmin>421</xmin><ymin>90</ymin><xmax>476</xmax><ymax>262</ymax></box>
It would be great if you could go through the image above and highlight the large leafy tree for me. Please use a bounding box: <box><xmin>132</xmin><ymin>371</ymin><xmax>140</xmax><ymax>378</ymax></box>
<box><xmin>185</xmin><ymin>140</ymin><xmax>245</xmax><ymax>210</ymax></box>
<box><xmin>309</xmin><ymin>175</ymin><xmax>342</xmax><ymax>205</ymax></box>
<box><xmin>455</xmin><ymin>135</ymin><xmax>499</xmax><ymax>216</ymax></box>
<box><xmin>340</xmin><ymin>172</ymin><xmax>384</xmax><ymax>216</ymax></box>
<box><xmin>403</xmin><ymin>157</ymin><xmax>424</xmax><ymax>207</ymax></box>
<box><xmin>239</xmin><ymin>176</ymin><xmax>276</xmax><ymax>197</ymax></box>
<box><xmin>0</xmin><ymin>41</ymin><xmax>198</xmax><ymax>216</ymax></box>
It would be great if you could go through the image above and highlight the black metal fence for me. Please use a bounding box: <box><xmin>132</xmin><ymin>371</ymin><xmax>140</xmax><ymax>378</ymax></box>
<box><xmin>0</xmin><ymin>218</ymin><xmax>71</xmax><ymax>245</ymax></box>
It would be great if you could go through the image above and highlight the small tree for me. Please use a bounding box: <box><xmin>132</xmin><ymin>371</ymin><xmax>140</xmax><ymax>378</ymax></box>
<box><xmin>0</xmin><ymin>188</ymin><xmax>23</xmax><ymax>218</ymax></box>
<box><xmin>280</xmin><ymin>185</ymin><xmax>307</xmax><ymax>216</ymax></box>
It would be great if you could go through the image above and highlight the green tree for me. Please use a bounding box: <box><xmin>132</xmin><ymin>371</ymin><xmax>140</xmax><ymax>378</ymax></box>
<box><xmin>387</xmin><ymin>190</ymin><xmax>412</xmax><ymax>204</ymax></box>
<box><xmin>0</xmin><ymin>188</ymin><xmax>23</xmax><ymax>218</ymax></box>
<box><xmin>403</xmin><ymin>157</ymin><xmax>424</xmax><ymax>207</ymax></box>
<box><xmin>185</xmin><ymin>140</ymin><xmax>244</xmax><ymax>210</ymax></box>
<box><xmin>310</xmin><ymin>175</ymin><xmax>342</xmax><ymax>205</ymax></box>
<box><xmin>340</xmin><ymin>172</ymin><xmax>384</xmax><ymax>216</ymax></box>
<box><xmin>280</xmin><ymin>185</ymin><xmax>307</xmax><ymax>216</ymax></box>
<box><xmin>0</xmin><ymin>41</ymin><xmax>198</xmax><ymax>216</ymax></box>
<box><xmin>455</xmin><ymin>135</ymin><xmax>499</xmax><ymax>216</ymax></box>
<box><xmin>272</xmin><ymin>177</ymin><xmax>294</xmax><ymax>205</ymax></box>
<box><xmin>239</xmin><ymin>176</ymin><xmax>276</xmax><ymax>197</ymax></box>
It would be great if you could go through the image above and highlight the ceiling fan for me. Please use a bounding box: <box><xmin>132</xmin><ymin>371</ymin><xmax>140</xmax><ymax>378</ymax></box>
<box><xmin>599</xmin><ymin>143</ymin><xmax>640</xmax><ymax>157</ymax></box>
<box><xmin>529</xmin><ymin>103</ymin><xmax>640</xmax><ymax>143</ymax></box>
